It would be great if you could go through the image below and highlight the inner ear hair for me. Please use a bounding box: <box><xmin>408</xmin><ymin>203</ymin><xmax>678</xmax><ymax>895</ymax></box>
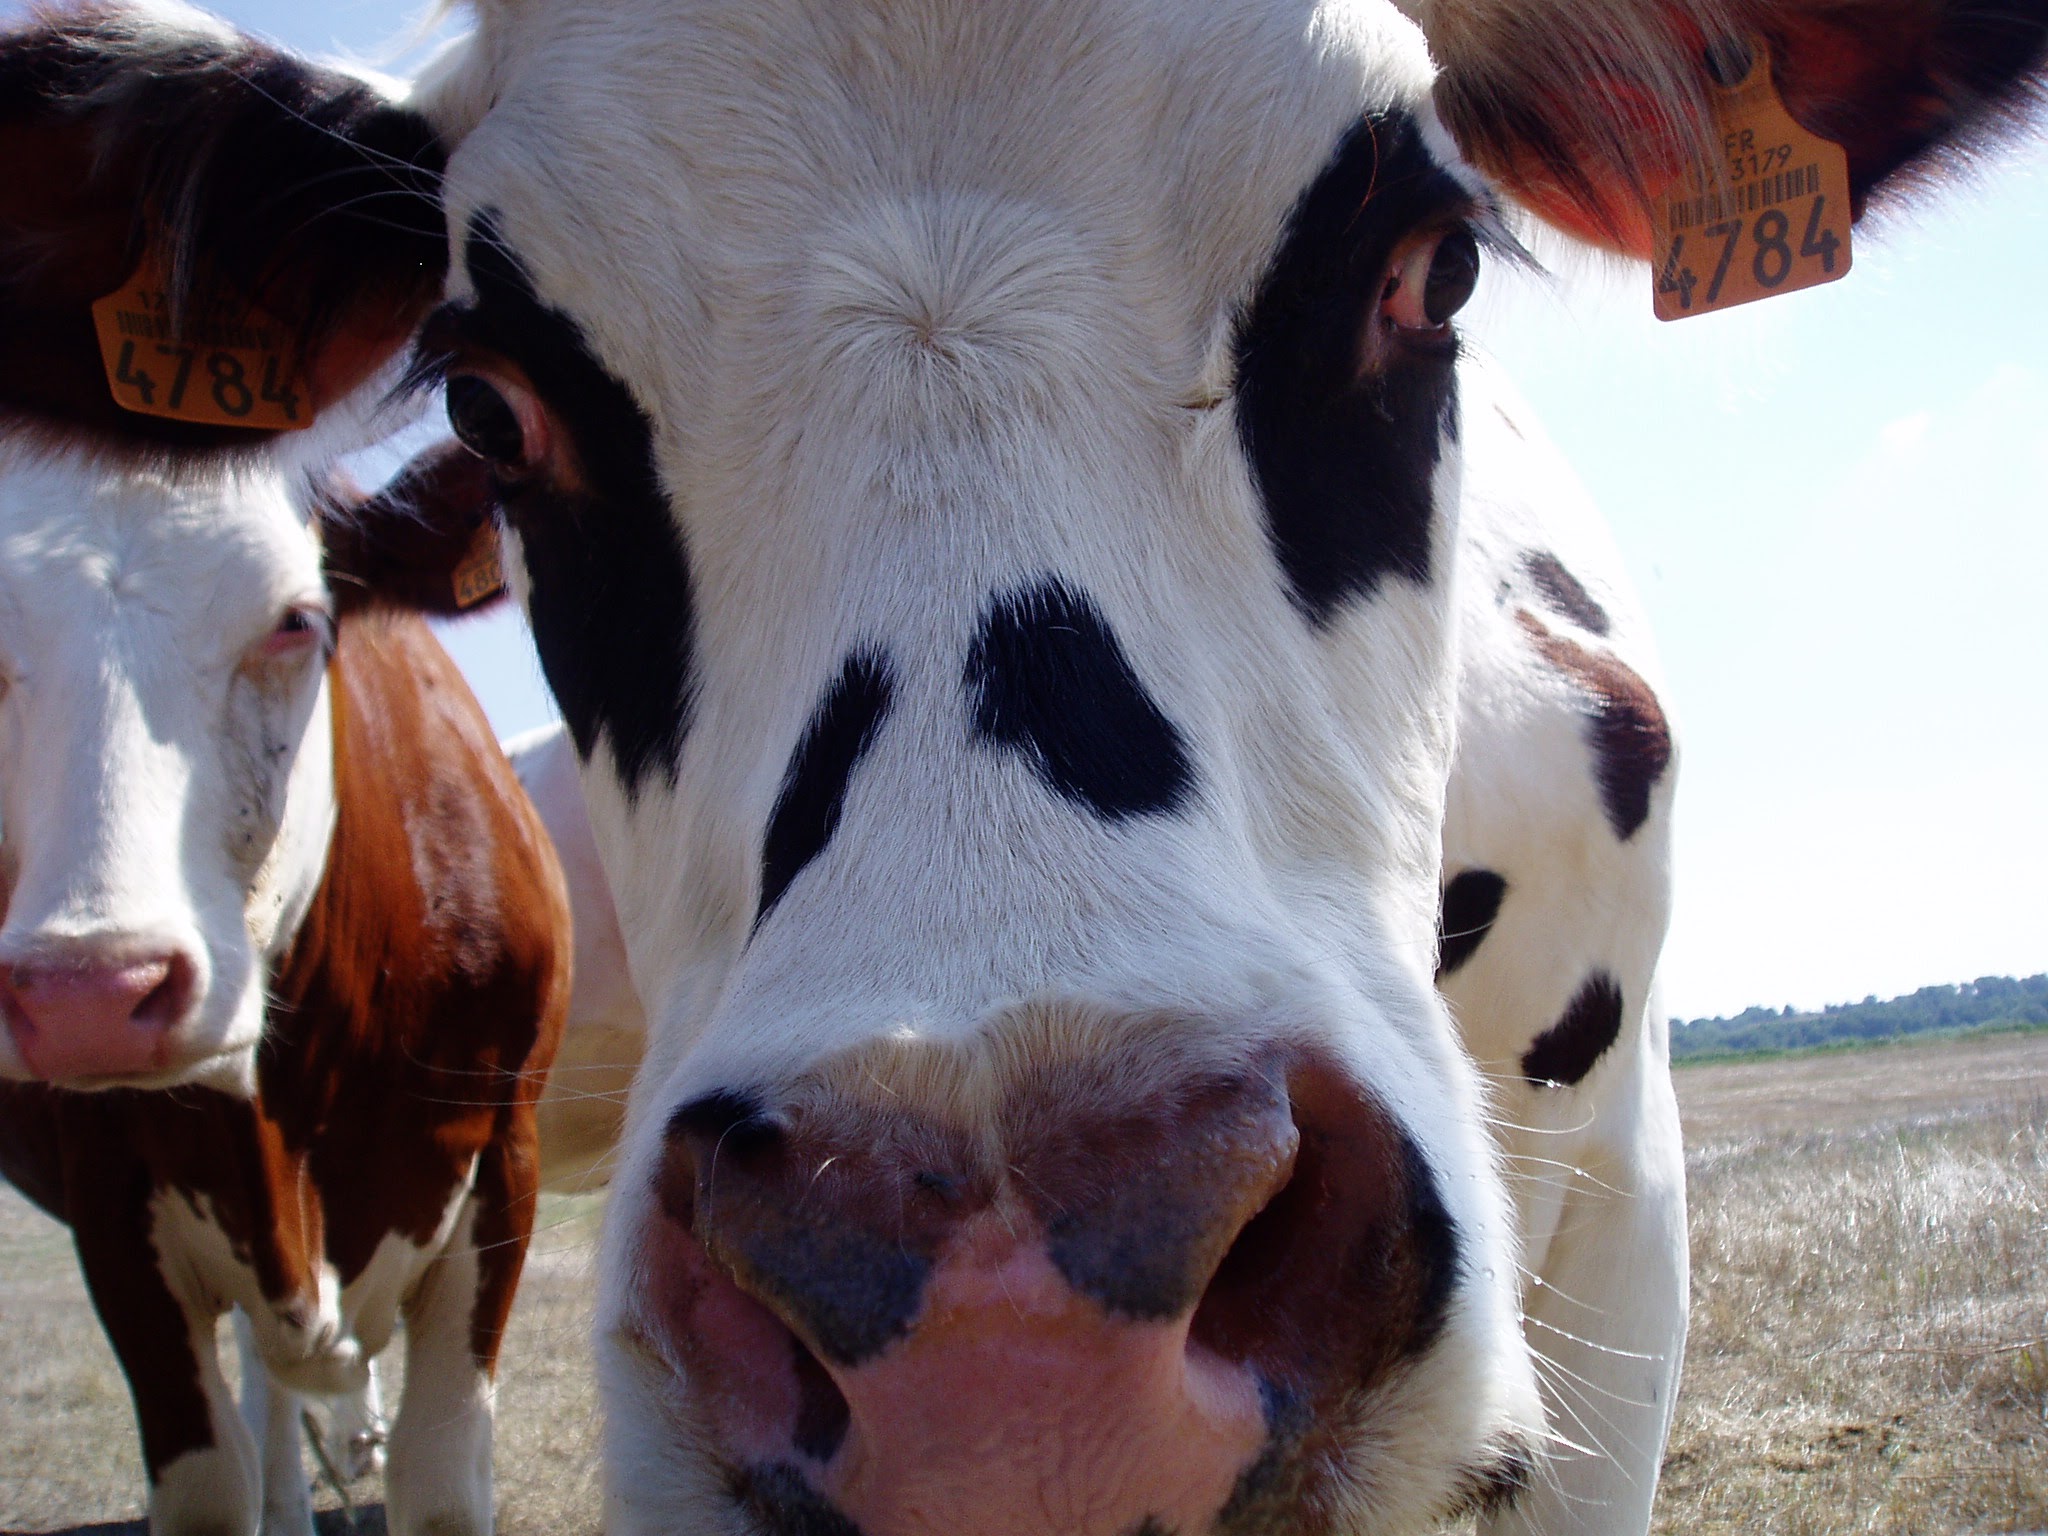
<box><xmin>0</xmin><ymin>6</ymin><xmax>450</xmax><ymax>453</ymax></box>
<box><xmin>1409</xmin><ymin>0</ymin><xmax>2048</xmax><ymax>254</ymax></box>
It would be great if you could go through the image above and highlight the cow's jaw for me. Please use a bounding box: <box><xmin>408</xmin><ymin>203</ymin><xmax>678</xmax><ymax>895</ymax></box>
<box><xmin>0</xmin><ymin>451</ymin><xmax>336</xmax><ymax>1092</ymax></box>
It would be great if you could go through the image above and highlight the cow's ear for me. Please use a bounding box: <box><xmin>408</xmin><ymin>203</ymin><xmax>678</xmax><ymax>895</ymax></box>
<box><xmin>0</xmin><ymin>6</ymin><xmax>448</xmax><ymax>454</ymax></box>
<box><xmin>318</xmin><ymin>441</ymin><xmax>506</xmax><ymax>618</ymax></box>
<box><xmin>1413</xmin><ymin>0</ymin><xmax>2048</xmax><ymax>253</ymax></box>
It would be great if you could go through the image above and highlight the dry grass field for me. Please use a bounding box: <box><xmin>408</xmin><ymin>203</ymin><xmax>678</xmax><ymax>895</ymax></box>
<box><xmin>2</xmin><ymin>1031</ymin><xmax>2043</xmax><ymax>1534</ymax></box>
<box><xmin>1657</xmin><ymin>1032</ymin><xmax>2048</xmax><ymax>1535</ymax></box>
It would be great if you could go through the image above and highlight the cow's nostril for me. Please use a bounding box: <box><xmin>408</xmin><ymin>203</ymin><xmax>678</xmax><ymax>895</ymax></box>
<box><xmin>1190</xmin><ymin>1064</ymin><xmax>1461</xmax><ymax>1429</ymax></box>
<box><xmin>788</xmin><ymin>1331</ymin><xmax>850</xmax><ymax>1462</ymax></box>
<box><xmin>131</xmin><ymin>951</ymin><xmax>196</xmax><ymax>1030</ymax></box>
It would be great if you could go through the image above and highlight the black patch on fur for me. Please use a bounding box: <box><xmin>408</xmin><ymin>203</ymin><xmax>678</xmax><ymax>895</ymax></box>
<box><xmin>966</xmin><ymin>579</ymin><xmax>1193</xmax><ymax>821</ymax></box>
<box><xmin>1437</xmin><ymin>868</ymin><xmax>1507</xmax><ymax>978</ymax></box>
<box><xmin>1584</xmin><ymin>683</ymin><xmax>1671</xmax><ymax>842</ymax></box>
<box><xmin>1516</xmin><ymin>610</ymin><xmax>1671</xmax><ymax>842</ymax></box>
<box><xmin>1523</xmin><ymin>972</ymin><xmax>1625</xmax><ymax>1086</ymax></box>
<box><xmin>1233</xmin><ymin>111</ymin><xmax>1469</xmax><ymax>625</ymax></box>
<box><xmin>1398</xmin><ymin>1133</ymin><xmax>1461</xmax><ymax>1360</ymax></box>
<box><xmin>1523</xmin><ymin>550</ymin><xmax>1610</xmax><ymax>635</ymax></box>
<box><xmin>425</xmin><ymin>214</ymin><xmax>693</xmax><ymax>797</ymax></box>
<box><xmin>665</xmin><ymin>1089</ymin><xmax>782</xmax><ymax>1162</ymax></box>
<box><xmin>1121</xmin><ymin>1521</ymin><xmax>1174</xmax><ymax>1536</ymax></box>
<box><xmin>758</xmin><ymin>652</ymin><xmax>894</xmax><ymax>923</ymax></box>
<box><xmin>730</xmin><ymin>1466</ymin><xmax>867</xmax><ymax>1536</ymax></box>
<box><xmin>0</xmin><ymin>14</ymin><xmax>446</xmax><ymax>449</ymax></box>
<box><xmin>789</xmin><ymin>1337</ymin><xmax>851</xmax><ymax>1463</ymax></box>
<box><xmin>1448</xmin><ymin>1445</ymin><xmax>1533</xmax><ymax>1519</ymax></box>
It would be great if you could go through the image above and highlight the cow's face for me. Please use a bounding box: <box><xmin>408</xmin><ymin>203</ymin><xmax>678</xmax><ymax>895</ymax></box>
<box><xmin>3</xmin><ymin>0</ymin><xmax>2041</xmax><ymax>1527</ymax></box>
<box><xmin>414</xmin><ymin>4</ymin><xmax>1537</xmax><ymax>1527</ymax></box>
<box><xmin>0</xmin><ymin>452</ymin><xmax>334</xmax><ymax>1090</ymax></box>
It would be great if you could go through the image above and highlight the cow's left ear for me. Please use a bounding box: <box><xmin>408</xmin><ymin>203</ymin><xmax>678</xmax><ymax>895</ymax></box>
<box><xmin>317</xmin><ymin>441</ymin><xmax>506</xmax><ymax>618</ymax></box>
<box><xmin>1410</xmin><ymin>0</ymin><xmax>2048</xmax><ymax>253</ymax></box>
<box><xmin>0</xmin><ymin>6</ymin><xmax>449</xmax><ymax>454</ymax></box>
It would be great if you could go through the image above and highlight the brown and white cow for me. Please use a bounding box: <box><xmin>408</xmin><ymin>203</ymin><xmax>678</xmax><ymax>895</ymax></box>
<box><xmin>1</xmin><ymin>2</ymin><xmax>2043</xmax><ymax>1533</ymax></box>
<box><xmin>0</xmin><ymin>441</ymin><xmax>571</xmax><ymax>1536</ymax></box>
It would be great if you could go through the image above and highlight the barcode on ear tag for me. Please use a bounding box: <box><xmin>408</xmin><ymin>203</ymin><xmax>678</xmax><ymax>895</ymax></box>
<box><xmin>452</xmin><ymin>525</ymin><xmax>506</xmax><ymax>610</ymax></box>
<box><xmin>1652</xmin><ymin>38</ymin><xmax>1852</xmax><ymax>320</ymax></box>
<box><xmin>91</xmin><ymin>260</ymin><xmax>311</xmax><ymax>429</ymax></box>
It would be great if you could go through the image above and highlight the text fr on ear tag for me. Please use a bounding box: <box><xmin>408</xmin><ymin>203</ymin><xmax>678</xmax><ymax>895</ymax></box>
<box><xmin>451</xmin><ymin>521</ymin><xmax>507</xmax><ymax>610</ymax></box>
<box><xmin>91</xmin><ymin>258</ymin><xmax>311</xmax><ymax>430</ymax></box>
<box><xmin>1652</xmin><ymin>36</ymin><xmax>1852</xmax><ymax>321</ymax></box>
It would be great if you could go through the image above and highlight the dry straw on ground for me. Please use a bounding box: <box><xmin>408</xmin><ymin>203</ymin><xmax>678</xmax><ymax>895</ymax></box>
<box><xmin>2</xmin><ymin>1033</ymin><xmax>2042</xmax><ymax>1534</ymax></box>
<box><xmin>1658</xmin><ymin>1034</ymin><xmax>2048</xmax><ymax>1536</ymax></box>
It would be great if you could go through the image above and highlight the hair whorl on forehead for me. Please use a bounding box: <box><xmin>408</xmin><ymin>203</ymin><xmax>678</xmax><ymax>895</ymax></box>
<box><xmin>1407</xmin><ymin>0</ymin><xmax>2048</xmax><ymax>253</ymax></box>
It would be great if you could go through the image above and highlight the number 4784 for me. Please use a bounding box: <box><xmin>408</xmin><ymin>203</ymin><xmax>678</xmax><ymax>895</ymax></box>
<box><xmin>1658</xmin><ymin>196</ymin><xmax>1842</xmax><ymax>311</ymax></box>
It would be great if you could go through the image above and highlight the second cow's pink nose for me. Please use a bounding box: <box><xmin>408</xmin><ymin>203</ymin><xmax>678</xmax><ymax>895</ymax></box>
<box><xmin>2</xmin><ymin>949</ymin><xmax>198</xmax><ymax>1082</ymax></box>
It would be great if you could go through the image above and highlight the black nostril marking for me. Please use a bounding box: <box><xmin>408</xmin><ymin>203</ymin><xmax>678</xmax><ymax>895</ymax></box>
<box><xmin>911</xmin><ymin>1168</ymin><xmax>964</xmax><ymax>1204</ymax></box>
<box><xmin>667</xmin><ymin>1089</ymin><xmax>782</xmax><ymax>1161</ymax></box>
<box><xmin>1447</xmin><ymin>1442</ymin><xmax>1534</xmax><ymax>1518</ymax></box>
<box><xmin>665</xmin><ymin>1091</ymin><xmax>937</xmax><ymax>1367</ymax></box>
<box><xmin>1396</xmin><ymin>1135</ymin><xmax>1459</xmax><ymax>1359</ymax></box>
<box><xmin>1121</xmin><ymin>1521</ymin><xmax>1176</xmax><ymax>1536</ymax></box>
<box><xmin>789</xmin><ymin>1335</ymin><xmax>850</xmax><ymax>1463</ymax></box>
<box><xmin>730</xmin><ymin>1465</ymin><xmax>867</xmax><ymax>1536</ymax></box>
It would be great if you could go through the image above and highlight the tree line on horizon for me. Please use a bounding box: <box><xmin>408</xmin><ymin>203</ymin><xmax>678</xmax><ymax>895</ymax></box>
<box><xmin>1670</xmin><ymin>973</ymin><xmax>2048</xmax><ymax>1061</ymax></box>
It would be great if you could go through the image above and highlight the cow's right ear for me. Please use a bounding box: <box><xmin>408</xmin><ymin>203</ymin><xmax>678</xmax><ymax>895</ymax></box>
<box><xmin>317</xmin><ymin>441</ymin><xmax>506</xmax><ymax>618</ymax></box>
<box><xmin>0</xmin><ymin>5</ymin><xmax>448</xmax><ymax>455</ymax></box>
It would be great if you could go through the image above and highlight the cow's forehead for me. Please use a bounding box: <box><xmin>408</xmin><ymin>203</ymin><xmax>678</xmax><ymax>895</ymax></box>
<box><xmin>435</xmin><ymin>0</ymin><xmax>1448</xmax><ymax>378</ymax></box>
<box><xmin>0</xmin><ymin>458</ymin><xmax>318</xmax><ymax>647</ymax></box>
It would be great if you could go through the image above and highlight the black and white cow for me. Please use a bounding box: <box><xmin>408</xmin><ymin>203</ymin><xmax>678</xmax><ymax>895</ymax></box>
<box><xmin>1</xmin><ymin>2</ymin><xmax>2041</xmax><ymax>1532</ymax></box>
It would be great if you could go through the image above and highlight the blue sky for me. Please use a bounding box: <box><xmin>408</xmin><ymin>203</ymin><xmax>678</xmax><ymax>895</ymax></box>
<box><xmin>24</xmin><ymin>0</ymin><xmax>2044</xmax><ymax>1020</ymax></box>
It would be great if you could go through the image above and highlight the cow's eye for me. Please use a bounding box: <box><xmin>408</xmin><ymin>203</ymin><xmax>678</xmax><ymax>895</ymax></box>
<box><xmin>447</xmin><ymin>372</ymin><xmax>549</xmax><ymax>477</ymax></box>
<box><xmin>1379</xmin><ymin>225</ymin><xmax>1482</xmax><ymax>335</ymax></box>
<box><xmin>258</xmin><ymin>605</ymin><xmax>329</xmax><ymax>661</ymax></box>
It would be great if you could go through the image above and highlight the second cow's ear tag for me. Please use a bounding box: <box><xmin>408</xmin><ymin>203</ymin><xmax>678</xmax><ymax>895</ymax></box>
<box><xmin>91</xmin><ymin>256</ymin><xmax>312</xmax><ymax>430</ymax></box>
<box><xmin>1651</xmin><ymin>36</ymin><xmax>1853</xmax><ymax>320</ymax></box>
<box><xmin>451</xmin><ymin>520</ymin><xmax>507</xmax><ymax>610</ymax></box>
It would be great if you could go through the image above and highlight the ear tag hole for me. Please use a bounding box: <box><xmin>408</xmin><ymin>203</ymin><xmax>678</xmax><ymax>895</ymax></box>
<box><xmin>1650</xmin><ymin>35</ymin><xmax>1853</xmax><ymax>321</ymax></box>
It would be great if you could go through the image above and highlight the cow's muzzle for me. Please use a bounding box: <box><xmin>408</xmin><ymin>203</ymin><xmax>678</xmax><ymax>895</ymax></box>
<box><xmin>629</xmin><ymin>1045</ymin><xmax>1463</xmax><ymax>1536</ymax></box>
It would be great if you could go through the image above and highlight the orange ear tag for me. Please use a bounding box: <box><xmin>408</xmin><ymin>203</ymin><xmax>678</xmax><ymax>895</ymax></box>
<box><xmin>91</xmin><ymin>260</ymin><xmax>312</xmax><ymax>429</ymax></box>
<box><xmin>1651</xmin><ymin>38</ymin><xmax>1852</xmax><ymax>320</ymax></box>
<box><xmin>450</xmin><ymin>522</ymin><xmax>507</xmax><ymax>610</ymax></box>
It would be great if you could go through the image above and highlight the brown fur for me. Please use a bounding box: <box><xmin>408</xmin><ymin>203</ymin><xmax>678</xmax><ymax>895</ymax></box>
<box><xmin>1516</xmin><ymin>607</ymin><xmax>1673</xmax><ymax>841</ymax></box>
<box><xmin>0</xmin><ymin>606</ymin><xmax>569</xmax><ymax>1481</ymax></box>
<box><xmin>1411</xmin><ymin>0</ymin><xmax>2048</xmax><ymax>251</ymax></box>
<box><xmin>0</xmin><ymin>6</ymin><xmax>447</xmax><ymax>454</ymax></box>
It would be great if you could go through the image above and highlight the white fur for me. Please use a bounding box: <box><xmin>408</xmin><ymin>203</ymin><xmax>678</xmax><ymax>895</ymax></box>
<box><xmin>150</xmin><ymin>1167</ymin><xmax>486</xmax><ymax>1536</ymax></box>
<box><xmin>505</xmin><ymin>722</ymin><xmax>646</xmax><ymax>1192</ymax></box>
<box><xmin>0</xmin><ymin>449</ymin><xmax>335</xmax><ymax>1092</ymax></box>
